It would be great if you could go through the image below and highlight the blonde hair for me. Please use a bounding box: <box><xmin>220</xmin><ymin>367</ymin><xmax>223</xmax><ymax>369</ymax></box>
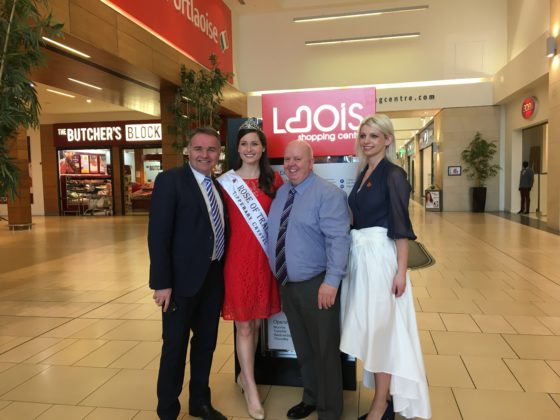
<box><xmin>355</xmin><ymin>114</ymin><xmax>396</xmax><ymax>171</ymax></box>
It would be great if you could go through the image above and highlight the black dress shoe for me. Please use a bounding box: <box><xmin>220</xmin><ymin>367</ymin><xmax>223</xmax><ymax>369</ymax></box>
<box><xmin>189</xmin><ymin>404</ymin><xmax>227</xmax><ymax>420</ymax></box>
<box><xmin>287</xmin><ymin>401</ymin><xmax>316</xmax><ymax>419</ymax></box>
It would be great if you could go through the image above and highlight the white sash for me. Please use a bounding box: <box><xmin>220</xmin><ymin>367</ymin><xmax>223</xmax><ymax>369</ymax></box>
<box><xmin>218</xmin><ymin>170</ymin><xmax>269</xmax><ymax>253</ymax></box>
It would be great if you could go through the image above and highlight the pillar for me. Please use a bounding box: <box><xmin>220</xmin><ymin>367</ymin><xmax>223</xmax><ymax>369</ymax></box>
<box><xmin>549</xmin><ymin>0</ymin><xmax>560</xmax><ymax>232</ymax></box>
<box><xmin>6</xmin><ymin>127</ymin><xmax>32</xmax><ymax>230</ymax></box>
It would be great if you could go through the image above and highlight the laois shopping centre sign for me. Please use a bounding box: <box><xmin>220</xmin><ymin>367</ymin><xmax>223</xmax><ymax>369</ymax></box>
<box><xmin>262</xmin><ymin>87</ymin><xmax>376</xmax><ymax>157</ymax></box>
<box><xmin>101</xmin><ymin>0</ymin><xmax>233</xmax><ymax>75</ymax></box>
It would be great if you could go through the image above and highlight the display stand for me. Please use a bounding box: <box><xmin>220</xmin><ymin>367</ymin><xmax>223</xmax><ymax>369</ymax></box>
<box><xmin>233</xmin><ymin>326</ymin><xmax>357</xmax><ymax>390</ymax></box>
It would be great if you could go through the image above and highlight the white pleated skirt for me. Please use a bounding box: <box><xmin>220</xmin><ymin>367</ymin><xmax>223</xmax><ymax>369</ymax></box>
<box><xmin>340</xmin><ymin>227</ymin><xmax>431</xmax><ymax>419</ymax></box>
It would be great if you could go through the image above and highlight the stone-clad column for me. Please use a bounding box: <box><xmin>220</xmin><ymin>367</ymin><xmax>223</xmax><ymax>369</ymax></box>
<box><xmin>549</xmin><ymin>0</ymin><xmax>560</xmax><ymax>232</ymax></box>
<box><xmin>6</xmin><ymin>127</ymin><xmax>32</xmax><ymax>230</ymax></box>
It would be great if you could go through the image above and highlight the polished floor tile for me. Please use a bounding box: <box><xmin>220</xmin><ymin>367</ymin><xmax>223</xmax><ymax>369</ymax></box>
<box><xmin>504</xmin><ymin>359</ymin><xmax>560</xmax><ymax>393</ymax></box>
<box><xmin>461</xmin><ymin>356</ymin><xmax>521</xmax><ymax>391</ymax></box>
<box><xmin>471</xmin><ymin>314</ymin><xmax>516</xmax><ymax>333</ymax></box>
<box><xmin>454</xmin><ymin>388</ymin><xmax>560</xmax><ymax>420</ymax></box>
<box><xmin>424</xmin><ymin>354</ymin><xmax>474</xmax><ymax>388</ymax></box>
<box><xmin>0</xmin><ymin>401</ymin><xmax>51</xmax><ymax>419</ymax></box>
<box><xmin>502</xmin><ymin>334</ymin><xmax>560</xmax><ymax>359</ymax></box>
<box><xmin>440</xmin><ymin>313</ymin><xmax>481</xmax><ymax>332</ymax></box>
<box><xmin>0</xmin><ymin>210</ymin><xmax>559</xmax><ymax>418</ymax></box>
<box><xmin>1</xmin><ymin>365</ymin><xmax>119</xmax><ymax>405</ymax></box>
<box><xmin>36</xmin><ymin>404</ymin><xmax>95</xmax><ymax>419</ymax></box>
<box><xmin>431</xmin><ymin>331</ymin><xmax>517</xmax><ymax>357</ymax></box>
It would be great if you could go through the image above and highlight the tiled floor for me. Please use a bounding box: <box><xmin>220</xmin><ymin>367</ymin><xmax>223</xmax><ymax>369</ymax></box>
<box><xmin>1</xmin><ymin>205</ymin><xmax>560</xmax><ymax>419</ymax></box>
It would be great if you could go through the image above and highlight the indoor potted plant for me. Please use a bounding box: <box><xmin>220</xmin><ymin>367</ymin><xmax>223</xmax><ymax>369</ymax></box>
<box><xmin>172</xmin><ymin>53</ymin><xmax>231</xmax><ymax>153</ymax></box>
<box><xmin>460</xmin><ymin>131</ymin><xmax>501</xmax><ymax>212</ymax></box>
<box><xmin>0</xmin><ymin>0</ymin><xmax>62</xmax><ymax>200</ymax></box>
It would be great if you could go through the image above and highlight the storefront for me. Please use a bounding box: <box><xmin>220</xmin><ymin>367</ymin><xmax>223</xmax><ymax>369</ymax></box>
<box><xmin>418</xmin><ymin>124</ymin><xmax>435</xmax><ymax>195</ymax></box>
<box><xmin>405</xmin><ymin>139</ymin><xmax>416</xmax><ymax>194</ymax></box>
<box><xmin>53</xmin><ymin>120</ymin><xmax>162</xmax><ymax>216</ymax></box>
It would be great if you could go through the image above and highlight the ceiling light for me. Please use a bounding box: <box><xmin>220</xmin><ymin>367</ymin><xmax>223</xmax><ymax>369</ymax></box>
<box><xmin>46</xmin><ymin>88</ymin><xmax>75</xmax><ymax>98</ymax></box>
<box><xmin>86</xmin><ymin>99</ymin><xmax>93</xmax><ymax>103</ymax></box>
<box><xmin>294</xmin><ymin>5</ymin><xmax>428</xmax><ymax>23</ymax></box>
<box><xmin>547</xmin><ymin>36</ymin><xmax>557</xmax><ymax>58</ymax></box>
<box><xmin>306</xmin><ymin>32</ymin><xmax>420</xmax><ymax>46</ymax></box>
<box><xmin>68</xmin><ymin>77</ymin><xmax>102</xmax><ymax>90</ymax></box>
<box><xmin>41</xmin><ymin>37</ymin><xmax>91</xmax><ymax>58</ymax></box>
<box><xmin>247</xmin><ymin>77</ymin><xmax>490</xmax><ymax>96</ymax></box>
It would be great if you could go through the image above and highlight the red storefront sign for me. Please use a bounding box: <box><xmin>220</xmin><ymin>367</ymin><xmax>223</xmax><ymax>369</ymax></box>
<box><xmin>54</xmin><ymin>121</ymin><xmax>162</xmax><ymax>147</ymax></box>
<box><xmin>101</xmin><ymin>0</ymin><xmax>233</xmax><ymax>75</ymax></box>
<box><xmin>521</xmin><ymin>96</ymin><xmax>537</xmax><ymax>119</ymax></box>
<box><xmin>262</xmin><ymin>87</ymin><xmax>376</xmax><ymax>157</ymax></box>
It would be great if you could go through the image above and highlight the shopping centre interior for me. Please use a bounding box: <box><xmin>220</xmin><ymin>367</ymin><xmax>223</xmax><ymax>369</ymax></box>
<box><xmin>1</xmin><ymin>0</ymin><xmax>560</xmax><ymax>419</ymax></box>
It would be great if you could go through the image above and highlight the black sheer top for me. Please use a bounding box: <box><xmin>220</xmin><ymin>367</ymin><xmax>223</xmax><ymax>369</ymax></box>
<box><xmin>348</xmin><ymin>158</ymin><xmax>416</xmax><ymax>240</ymax></box>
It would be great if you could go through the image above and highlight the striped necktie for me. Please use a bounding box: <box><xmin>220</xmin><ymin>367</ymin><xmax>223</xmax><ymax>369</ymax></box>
<box><xmin>204</xmin><ymin>176</ymin><xmax>225</xmax><ymax>261</ymax></box>
<box><xmin>275</xmin><ymin>188</ymin><xmax>296</xmax><ymax>285</ymax></box>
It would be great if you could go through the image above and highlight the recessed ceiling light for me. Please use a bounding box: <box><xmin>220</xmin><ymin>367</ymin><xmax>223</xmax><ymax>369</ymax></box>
<box><xmin>41</xmin><ymin>37</ymin><xmax>91</xmax><ymax>58</ymax></box>
<box><xmin>68</xmin><ymin>77</ymin><xmax>102</xmax><ymax>90</ymax></box>
<box><xmin>46</xmin><ymin>88</ymin><xmax>75</xmax><ymax>98</ymax></box>
<box><xmin>86</xmin><ymin>99</ymin><xmax>93</xmax><ymax>103</ymax></box>
<box><xmin>306</xmin><ymin>32</ymin><xmax>420</xmax><ymax>46</ymax></box>
<box><xmin>294</xmin><ymin>5</ymin><xmax>429</xmax><ymax>23</ymax></box>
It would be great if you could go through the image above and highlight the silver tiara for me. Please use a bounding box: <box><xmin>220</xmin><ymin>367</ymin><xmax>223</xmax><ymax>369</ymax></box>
<box><xmin>239</xmin><ymin>118</ymin><xmax>262</xmax><ymax>132</ymax></box>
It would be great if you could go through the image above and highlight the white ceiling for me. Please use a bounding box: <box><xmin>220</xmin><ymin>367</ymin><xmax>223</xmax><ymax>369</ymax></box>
<box><xmin>38</xmin><ymin>0</ymin><xmax>435</xmax><ymax>143</ymax></box>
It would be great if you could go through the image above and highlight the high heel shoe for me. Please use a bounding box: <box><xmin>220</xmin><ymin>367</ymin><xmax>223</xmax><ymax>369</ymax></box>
<box><xmin>382</xmin><ymin>399</ymin><xmax>394</xmax><ymax>420</ymax></box>
<box><xmin>236</xmin><ymin>375</ymin><xmax>265</xmax><ymax>420</ymax></box>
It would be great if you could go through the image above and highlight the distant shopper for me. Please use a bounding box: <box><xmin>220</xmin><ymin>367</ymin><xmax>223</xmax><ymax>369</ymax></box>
<box><xmin>517</xmin><ymin>161</ymin><xmax>534</xmax><ymax>215</ymax></box>
<box><xmin>340</xmin><ymin>114</ymin><xmax>431</xmax><ymax>420</ymax></box>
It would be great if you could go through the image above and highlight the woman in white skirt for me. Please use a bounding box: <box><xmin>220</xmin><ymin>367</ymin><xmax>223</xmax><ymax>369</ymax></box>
<box><xmin>340</xmin><ymin>115</ymin><xmax>431</xmax><ymax>420</ymax></box>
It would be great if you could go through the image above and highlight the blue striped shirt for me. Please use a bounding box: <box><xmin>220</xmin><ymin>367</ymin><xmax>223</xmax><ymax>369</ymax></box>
<box><xmin>267</xmin><ymin>172</ymin><xmax>351</xmax><ymax>289</ymax></box>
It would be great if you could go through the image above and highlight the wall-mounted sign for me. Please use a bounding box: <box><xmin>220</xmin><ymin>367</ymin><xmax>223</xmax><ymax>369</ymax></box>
<box><xmin>419</xmin><ymin>126</ymin><xmax>434</xmax><ymax>150</ymax></box>
<box><xmin>262</xmin><ymin>87</ymin><xmax>376</xmax><ymax>157</ymax></box>
<box><xmin>521</xmin><ymin>96</ymin><xmax>538</xmax><ymax>120</ymax></box>
<box><xmin>101</xmin><ymin>0</ymin><xmax>233</xmax><ymax>76</ymax></box>
<box><xmin>54</xmin><ymin>121</ymin><xmax>162</xmax><ymax>147</ymax></box>
<box><xmin>406</xmin><ymin>140</ymin><xmax>416</xmax><ymax>156</ymax></box>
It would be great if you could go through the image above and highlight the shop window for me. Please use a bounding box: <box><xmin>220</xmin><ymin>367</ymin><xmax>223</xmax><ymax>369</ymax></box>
<box><xmin>123</xmin><ymin>148</ymin><xmax>162</xmax><ymax>214</ymax></box>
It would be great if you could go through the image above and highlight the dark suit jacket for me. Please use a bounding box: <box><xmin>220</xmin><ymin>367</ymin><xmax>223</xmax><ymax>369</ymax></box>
<box><xmin>148</xmin><ymin>164</ymin><xmax>228</xmax><ymax>297</ymax></box>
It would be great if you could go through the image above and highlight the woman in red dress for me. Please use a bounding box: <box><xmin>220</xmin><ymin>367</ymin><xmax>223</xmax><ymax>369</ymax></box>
<box><xmin>219</xmin><ymin>120</ymin><xmax>282</xmax><ymax>419</ymax></box>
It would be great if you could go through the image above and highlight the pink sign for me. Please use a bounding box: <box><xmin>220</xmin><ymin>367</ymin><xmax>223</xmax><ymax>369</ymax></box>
<box><xmin>101</xmin><ymin>0</ymin><xmax>233</xmax><ymax>75</ymax></box>
<box><xmin>262</xmin><ymin>87</ymin><xmax>376</xmax><ymax>157</ymax></box>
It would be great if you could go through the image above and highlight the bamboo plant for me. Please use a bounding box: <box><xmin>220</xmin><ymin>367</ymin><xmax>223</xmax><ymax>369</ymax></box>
<box><xmin>0</xmin><ymin>0</ymin><xmax>62</xmax><ymax>199</ymax></box>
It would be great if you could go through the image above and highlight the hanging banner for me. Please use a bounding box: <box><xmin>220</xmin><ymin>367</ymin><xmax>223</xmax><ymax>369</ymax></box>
<box><xmin>101</xmin><ymin>0</ymin><xmax>233</xmax><ymax>75</ymax></box>
<box><xmin>262</xmin><ymin>87</ymin><xmax>376</xmax><ymax>157</ymax></box>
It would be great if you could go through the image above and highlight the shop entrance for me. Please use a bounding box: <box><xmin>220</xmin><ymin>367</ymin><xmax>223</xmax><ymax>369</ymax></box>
<box><xmin>122</xmin><ymin>147</ymin><xmax>162</xmax><ymax>214</ymax></box>
<box><xmin>521</xmin><ymin>123</ymin><xmax>548</xmax><ymax>217</ymax></box>
<box><xmin>58</xmin><ymin>148</ymin><xmax>113</xmax><ymax>216</ymax></box>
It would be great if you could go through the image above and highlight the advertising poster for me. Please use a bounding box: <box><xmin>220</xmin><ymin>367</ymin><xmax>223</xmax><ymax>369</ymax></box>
<box><xmin>80</xmin><ymin>155</ymin><xmax>90</xmax><ymax>174</ymax></box>
<box><xmin>89</xmin><ymin>155</ymin><xmax>99</xmax><ymax>174</ymax></box>
<box><xmin>425</xmin><ymin>190</ymin><xmax>440</xmax><ymax>210</ymax></box>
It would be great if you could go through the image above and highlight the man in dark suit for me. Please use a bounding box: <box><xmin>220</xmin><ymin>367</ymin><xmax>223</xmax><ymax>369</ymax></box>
<box><xmin>517</xmin><ymin>161</ymin><xmax>534</xmax><ymax>215</ymax></box>
<box><xmin>148</xmin><ymin>127</ymin><xmax>227</xmax><ymax>420</ymax></box>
